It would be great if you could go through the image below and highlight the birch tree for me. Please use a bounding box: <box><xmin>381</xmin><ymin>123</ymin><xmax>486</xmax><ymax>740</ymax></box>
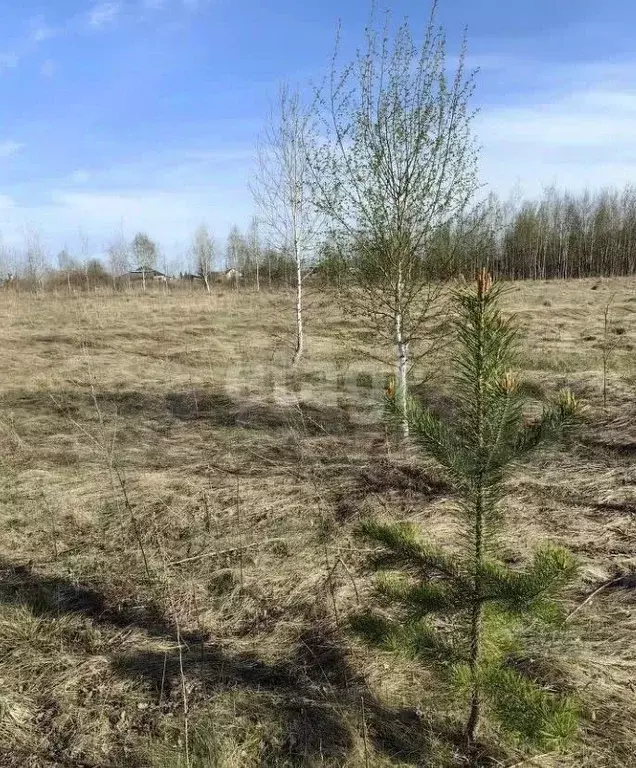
<box><xmin>0</xmin><ymin>241</ymin><xmax>20</xmax><ymax>285</ymax></box>
<box><xmin>247</xmin><ymin>216</ymin><xmax>261</xmax><ymax>291</ymax></box>
<box><xmin>192</xmin><ymin>225</ymin><xmax>216</xmax><ymax>292</ymax></box>
<box><xmin>252</xmin><ymin>85</ymin><xmax>322</xmax><ymax>365</ymax></box>
<box><xmin>311</xmin><ymin>2</ymin><xmax>479</xmax><ymax>433</ymax></box>
<box><xmin>56</xmin><ymin>248</ymin><xmax>78</xmax><ymax>292</ymax></box>
<box><xmin>78</xmin><ymin>229</ymin><xmax>92</xmax><ymax>292</ymax></box>
<box><xmin>131</xmin><ymin>232</ymin><xmax>158</xmax><ymax>291</ymax></box>
<box><xmin>0</xmin><ymin>237</ymin><xmax>12</xmax><ymax>282</ymax></box>
<box><xmin>24</xmin><ymin>227</ymin><xmax>47</xmax><ymax>292</ymax></box>
<box><xmin>107</xmin><ymin>234</ymin><xmax>131</xmax><ymax>286</ymax></box>
<box><xmin>225</xmin><ymin>225</ymin><xmax>245</xmax><ymax>288</ymax></box>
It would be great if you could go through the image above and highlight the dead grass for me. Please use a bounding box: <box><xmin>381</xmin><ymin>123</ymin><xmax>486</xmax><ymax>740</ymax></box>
<box><xmin>0</xmin><ymin>278</ymin><xmax>634</xmax><ymax>766</ymax></box>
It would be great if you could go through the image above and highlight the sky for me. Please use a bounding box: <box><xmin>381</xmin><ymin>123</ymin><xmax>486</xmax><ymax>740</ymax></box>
<box><xmin>0</xmin><ymin>0</ymin><xmax>636</xmax><ymax>263</ymax></box>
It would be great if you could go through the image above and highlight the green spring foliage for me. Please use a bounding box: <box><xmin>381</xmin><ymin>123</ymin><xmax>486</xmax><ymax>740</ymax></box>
<box><xmin>352</xmin><ymin>273</ymin><xmax>581</xmax><ymax>757</ymax></box>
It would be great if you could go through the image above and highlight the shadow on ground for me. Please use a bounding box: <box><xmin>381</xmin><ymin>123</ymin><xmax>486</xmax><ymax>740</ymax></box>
<box><xmin>111</xmin><ymin>623</ymin><xmax>444</xmax><ymax>766</ymax></box>
<box><xmin>2</xmin><ymin>385</ymin><xmax>366</xmax><ymax>435</ymax></box>
<box><xmin>0</xmin><ymin>559</ymin><xmax>205</xmax><ymax>643</ymax></box>
<box><xmin>0</xmin><ymin>560</ymin><xmax>472</xmax><ymax>766</ymax></box>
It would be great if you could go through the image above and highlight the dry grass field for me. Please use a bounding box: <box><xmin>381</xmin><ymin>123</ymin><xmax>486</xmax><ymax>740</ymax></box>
<box><xmin>0</xmin><ymin>278</ymin><xmax>635</xmax><ymax>767</ymax></box>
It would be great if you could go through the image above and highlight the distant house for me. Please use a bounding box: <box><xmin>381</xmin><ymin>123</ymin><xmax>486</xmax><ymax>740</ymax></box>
<box><xmin>125</xmin><ymin>267</ymin><xmax>168</xmax><ymax>284</ymax></box>
<box><xmin>211</xmin><ymin>268</ymin><xmax>243</xmax><ymax>284</ymax></box>
<box><xmin>179</xmin><ymin>269</ymin><xmax>243</xmax><ymax>286</ymax></box>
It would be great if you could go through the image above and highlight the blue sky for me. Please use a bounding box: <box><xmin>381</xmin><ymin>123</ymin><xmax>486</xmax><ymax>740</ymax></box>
<box><xmin>1</xmin><ymin>0</ymin><xmax>636</xmax><ymax>262</ymax></box>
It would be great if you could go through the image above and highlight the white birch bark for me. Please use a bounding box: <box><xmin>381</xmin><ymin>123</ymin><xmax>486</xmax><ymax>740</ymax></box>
<box><xmin>395</xmin><ymin>261</ymin><xmax>409</xmax><ymax>436</ymax></box>
<box><xmin>292</xmin><ymin>247</ymin><xmax>304</xmax><ymax>365</ymax></box>
<box><xmin>395</xmin><ymin>314</ymin><xmax>409</xmax><ymax>438</ymax></box>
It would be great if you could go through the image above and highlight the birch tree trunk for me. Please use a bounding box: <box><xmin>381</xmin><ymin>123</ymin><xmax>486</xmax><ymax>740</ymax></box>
<box><xmin>394</xmin><ymin>261</ymin><xmax>409</xmax><ymax>437</ymax></box>
<box><xmin>292</xmin><ymin>243</ymin><xmax>304</xmax><ymax>366</ymax></box>
<box><xmin>395</xmin><ymin>309</ymin><xmax>409</xmax><ymax>438</ymax></box>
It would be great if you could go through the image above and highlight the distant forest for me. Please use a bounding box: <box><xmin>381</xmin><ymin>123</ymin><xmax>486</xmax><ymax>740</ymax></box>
<box><xmin>5</xmin><ymin>184</ymin><xmax>636</xmax><ymax>290</ymax></box>
<box><xmin>450</xmin><ymin>184</ymin><xmax>636</xmax><ymax>280</ymax></box>
<box><xmin>319</xmin><ymin>184</ymin><xmax>636</xmax><ymax>284</ymax></box>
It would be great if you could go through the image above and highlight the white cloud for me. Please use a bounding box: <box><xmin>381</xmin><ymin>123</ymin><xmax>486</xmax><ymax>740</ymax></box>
<box><xmin>40</xmin><ymin>59</ymin><xmax>56</xmax><ymax>78</ymax></box>
<box><xmin>478</xmin><ymin>102</ymin><xmax>636</xmax><ymax>149</ymax></box>
<box><xmin>0</xmin><ymin>141</ymin><xmax>24</xmax><ymax>158</ymax></box>
<box><xmin>0</xmin><ymin>52</ymin><xmax>19</xmax><ymax>71</ymax></box>
<box><xmin>474</xmin><ymin>56</ymin><xmax>636</xmax><ymax>198</ymax></box>
<box><xmin>47</xmin><ymin>185</ymin><xmax>252</xmax><ymax>241</ymax></box>
<box><xmin>52</xmin><ymin>190</ymin><xmax>192</xmax><ymax>220</ymax></box>
<box><xmin>0</xmin><ymin>173</ymin><xmax>253</xmax><ymax>257</ymax></box>
<box><xmin>0</xmin><ymin>195</ymin><xmax>15</xmax><ymax>210</ymax></box>
<box><xmin>88</xmin><ymin>2</ymin><xmax>121</xmax><ymax>28</ymax></box>
<box><xmin>0</xmin><ymin>18</ymin><xmax>57</xmax><ymax>76</ymax></box>
<box><xmin>70</xmin><ymin>170</ymin><xmax>91</xmax><ymax>184</ymax></box>
<box><xmin>29</xmin><ymin>17</ymin><xmax>58</xmax><ymax>43</ymax></box>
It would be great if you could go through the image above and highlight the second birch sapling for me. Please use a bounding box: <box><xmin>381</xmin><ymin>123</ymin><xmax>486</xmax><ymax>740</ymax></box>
<box><xmin>252</xmin><ymin>85</ymin><xmax>322</xmax><ymax>365</ymax></box>
<box><xmin>352</xmin><ymin>271</ymin><xmax>580</xmax><ymax>762</ymax></box>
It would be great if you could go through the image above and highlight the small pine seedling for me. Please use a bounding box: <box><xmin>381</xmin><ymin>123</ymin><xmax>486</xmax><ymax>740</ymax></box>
<box><xmin>352</xmin><ymin>269</ymin><xmax>581</xmax><ymax>764</ymax></box>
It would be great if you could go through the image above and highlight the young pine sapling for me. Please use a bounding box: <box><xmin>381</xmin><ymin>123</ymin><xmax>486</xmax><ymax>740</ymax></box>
<box><xmin>352</xmin><ymin>270</ymin><xmax>580</xmax><ymax>763</ymax></box>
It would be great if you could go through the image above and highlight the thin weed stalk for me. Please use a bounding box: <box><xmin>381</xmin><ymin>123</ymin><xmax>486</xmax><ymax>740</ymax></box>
<box><xmin>602</xmin><ymin>294</ymin><xmax>617</xmax><ymax>412</ymax></box>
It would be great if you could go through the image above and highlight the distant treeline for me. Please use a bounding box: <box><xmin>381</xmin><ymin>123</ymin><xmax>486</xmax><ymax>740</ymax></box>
<box><xmin>472</xmin><ymin>185</ymin><xmax>636</xmax><ymax>280</ymax></box>
<box><xmin>316</xmin><ymin>185</ymin><xmax>636</xmax><ymax>284</ymax></box>
<box><xmin>4</xmin><ymin>185</ymin><xmax>636</xmax><ymax>292</ymax></box>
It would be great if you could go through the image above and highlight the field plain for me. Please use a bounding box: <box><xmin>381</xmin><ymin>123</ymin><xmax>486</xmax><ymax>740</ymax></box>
<box><xmin>0</xmin><ymin>278</ymin><xmax>635</xmax><ymax>767</ymax></box>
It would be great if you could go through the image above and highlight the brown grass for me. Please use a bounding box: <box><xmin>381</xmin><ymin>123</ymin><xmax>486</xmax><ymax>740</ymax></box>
<box><xmin>0</xmin><ymin>278</ymin><xmax>634</xmax><ymax>767</ymax></box>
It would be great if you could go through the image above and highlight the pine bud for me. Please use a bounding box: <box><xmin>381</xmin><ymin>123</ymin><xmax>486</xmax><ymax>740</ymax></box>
<box><xmin>500</xmin><ymin>371</ymin><xmax>517</xmax><ymax>393</ymax></box>
<box><xmin>476</xmin><ymin>268</ymin><xmax>493</xmax><ymax>296</ymax></box>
